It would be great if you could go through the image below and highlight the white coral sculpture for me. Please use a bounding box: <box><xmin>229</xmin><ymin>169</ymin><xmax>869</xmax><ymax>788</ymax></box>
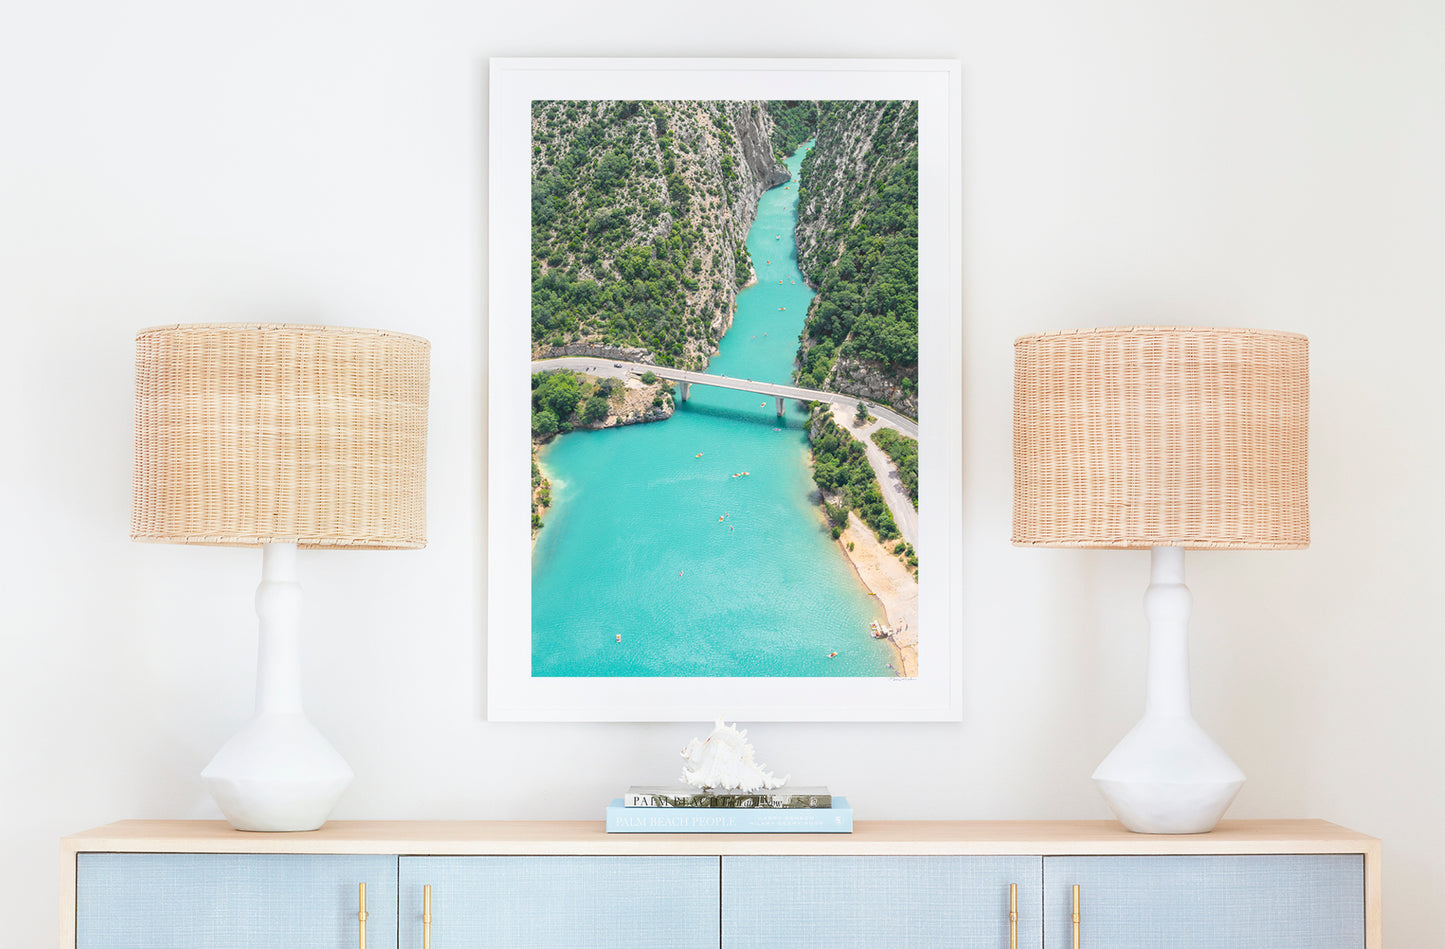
<box><xmin>679</xmin><ymin>717</ymin><xmax>789</xmax><ymax>791</ymax></box>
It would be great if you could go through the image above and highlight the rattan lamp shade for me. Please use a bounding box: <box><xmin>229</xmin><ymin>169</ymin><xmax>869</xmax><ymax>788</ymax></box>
<box><xmin>132</xmin><ymin>323</ymin><xmax>430</xmax><ymax>549</ymax></box>
<box><xmin>1013</xmin><ymin>326</ymin><xmax>1308</xmax><ymax>550</ymax></box>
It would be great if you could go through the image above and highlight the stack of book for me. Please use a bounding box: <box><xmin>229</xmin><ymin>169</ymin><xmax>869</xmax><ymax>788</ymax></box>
<box><xmin>606</xmin><ymin>786</ymin><xmax>851</xmax><ymax>833</ymax></box>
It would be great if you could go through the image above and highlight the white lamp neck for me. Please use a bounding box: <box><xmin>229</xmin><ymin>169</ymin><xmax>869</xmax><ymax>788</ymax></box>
<box><xmin>254</xmin><ymin>542</ymin><xmax>304</xmax><ymax>716</ymax></box>
<box><xmin>1143</xmin><ymin>545</ymin><xmax>1192</xmax><ymax>718</ymax></box>
<box><xmin>261</xmin><ymin>541</ymin><xmax>297</xmax><ymax>582</ymax></box>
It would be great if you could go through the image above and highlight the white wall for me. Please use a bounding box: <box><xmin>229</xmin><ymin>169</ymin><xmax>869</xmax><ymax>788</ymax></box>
<box><xmin>3</xmin><ymin>0</ymin><xmax>1441</xmax><ymax>944</ymax></box>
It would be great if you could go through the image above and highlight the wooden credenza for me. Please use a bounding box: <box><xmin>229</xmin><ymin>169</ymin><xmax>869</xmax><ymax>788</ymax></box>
<box><xmin>61</xmin><ymin>818</ymin><xmax>1381</xmax><ymax>948</ymax></box>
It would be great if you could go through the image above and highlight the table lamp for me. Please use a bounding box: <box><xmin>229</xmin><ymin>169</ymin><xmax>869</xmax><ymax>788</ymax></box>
<box><xmin>132</xmin><ymin>323</ymin><xmax>429</xmax><ymax>831</ymax></box>
<box><xmin>1012</xmin><ymin>326</ymin><xmax>1308</xmax><ymax>834</ymax></box>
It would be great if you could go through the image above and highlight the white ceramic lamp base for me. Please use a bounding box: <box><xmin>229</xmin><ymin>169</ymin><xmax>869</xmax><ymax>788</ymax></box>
<box><xmin>203</xmin><ymin>714</ymin><xmax>353</xmax><ymax>832</ymax></box>
<box><xmin>203</xmin><ymin>543</ymin><xmax>353</xmax><ymax>832</ymax></box>
<box><xmin>1093</xmin><ymin>546</ymin><xmax>1245</xmax><ymax>834</ymax></box>
<box><xmin>1093</xmin><ymin>716</ymin><xmax>1245</xmax><ymax>835</ymax></box>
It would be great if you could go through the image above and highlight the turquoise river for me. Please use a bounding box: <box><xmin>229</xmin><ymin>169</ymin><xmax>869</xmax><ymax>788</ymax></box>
<box><xmin>531</xmin><ymin>143</ymin><xmax>892</xmax><ymax>677</ymax></box>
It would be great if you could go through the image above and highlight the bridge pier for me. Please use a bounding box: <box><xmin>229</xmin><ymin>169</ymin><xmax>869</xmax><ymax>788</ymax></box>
<box><xmin>776</xmin><ymin>396</ymin><xmax>785</xmax><ymax>417</ymax></box>
<box><xmin>680</xmin><ymin>381</ymin><xmax>691</xmax><ymax>401</ymax></box>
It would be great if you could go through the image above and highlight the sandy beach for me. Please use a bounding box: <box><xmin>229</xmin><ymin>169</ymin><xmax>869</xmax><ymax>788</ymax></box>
<box><xmin>835</xmin><ymin>514</ymin><xmax>919</xmax><ymax>677</ymax></box>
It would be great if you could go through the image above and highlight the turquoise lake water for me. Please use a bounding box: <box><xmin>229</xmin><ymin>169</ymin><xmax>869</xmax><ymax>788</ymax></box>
<box><xmin>531</xmin><ymin>142</ymin><xmax>892</xmax><ymax>677</ymax></box>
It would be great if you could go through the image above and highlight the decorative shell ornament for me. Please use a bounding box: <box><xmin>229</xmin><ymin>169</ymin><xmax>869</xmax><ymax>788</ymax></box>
<box><xmin>680</xmin><ymin>718</ymin><xmax>789</xmax><ymax>791</ymax></box>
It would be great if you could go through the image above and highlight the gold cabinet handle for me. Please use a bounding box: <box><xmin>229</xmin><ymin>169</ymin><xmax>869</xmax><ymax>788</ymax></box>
<box><xmin>1008</xmin><ymin>882</ymin><xmax>1018</xmax><ymax>949</ymax></box>
<box><xmin>422</xmin><ymin>883</ymin><xmax>432</xmax><ymax>949</ymax></box>
<box><xmin>1071</xmin><ymin>884</ymin><xmax>1081</xmax><ymax>949</ymax></box>
<box><xmin>357</xmin><ymin>882</ymin><xmax>368</xmax><ymax>949</ymax></box>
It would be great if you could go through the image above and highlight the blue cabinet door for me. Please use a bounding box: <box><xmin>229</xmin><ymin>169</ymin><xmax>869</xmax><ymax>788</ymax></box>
<box><xmin>722</xmin><ymin>855</ymin><xmax>1043</xmax><ymax>949</ymax></box>
<box><xmin>398</xmin><ymin>856</ymin><xmax>719</xmax><ymax>949</ymax></box>
<box><xmin>76</xmin><ymin>853</ymin><xmax>397</xmax><ymax>949</ymax></box>
<box><xmin>1043</xmin><ymin>855</ymin><xmax>1364</xmax><ymax>949</ymax></box>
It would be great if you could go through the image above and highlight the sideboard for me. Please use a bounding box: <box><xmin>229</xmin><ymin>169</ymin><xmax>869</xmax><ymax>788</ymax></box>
<box><xmin>61</xmin><ymin>818</ymin><xmax>1381</xmax><ymax>948</ymax></box>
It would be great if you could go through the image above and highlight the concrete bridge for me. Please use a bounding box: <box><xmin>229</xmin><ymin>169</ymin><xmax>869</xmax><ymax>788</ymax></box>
<box><xmin>531</xmin><ymin>355</ymin><xmax>921</xmax><ymax>549</ymax></box>
<box><xmin>530</xmin><ymin>357</ymin><xmax>918</xmax><ymax>439</ymax></box>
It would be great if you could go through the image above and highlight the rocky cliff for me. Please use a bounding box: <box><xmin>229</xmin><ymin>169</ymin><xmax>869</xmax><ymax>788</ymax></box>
<box><xmin>828</xmin><ymin>357</ymin><xmax>918</xmax><ymax>420</ymax></box>
<box><xmin>791</xmin><ymin>101</ymin><xmax>920</xmax><ymax>420</ymax></box>
<box><xmin>730</xmin><ymin>104</ymin><xmax>793</xmax><ymax>230</ymax></box>
<box><xmin>530</xmin><ymin>100</ymin><xmax>788</xmax><ymax>369</ymax></box>
<box><xmin>793</xmin><ymin>101</ymin><xmax>917</xmax><ymax>280</ymax></box>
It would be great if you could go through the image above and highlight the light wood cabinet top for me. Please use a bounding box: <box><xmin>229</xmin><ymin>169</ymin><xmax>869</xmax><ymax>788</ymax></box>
<box><xmin>63</xmin><ymin>818</ymin><xmax>1378</xmax><ymax>857</ymax></box>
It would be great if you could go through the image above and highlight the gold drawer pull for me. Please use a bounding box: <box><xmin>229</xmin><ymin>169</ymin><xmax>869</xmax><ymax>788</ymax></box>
<box><xmin>1072</xmin><ymin>884</ymin><xmax>1081</xmax><ymax>949</ymax></box>
<box><xmin>1009</xmin><ymin>882</ymin><xmax>1018</xmax><ymax>948</ymax></box>
<box><xmin>423</xmin><ymin>883</ymin><xmax>432</xmax><ymax>949</ymax></box>
<box><xmin>357</xmin><ymin>882</ymin><xmax>368</xmax><ymax>949</ymax></box>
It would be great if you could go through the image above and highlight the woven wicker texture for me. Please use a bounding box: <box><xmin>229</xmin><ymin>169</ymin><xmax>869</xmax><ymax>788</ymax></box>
<box><xmin>1013</xmin><ymin>326</ymin><xmax>1308</xmax><ymax>549</ymax></box>
<box><xmin>132</xmin><ymin>323</ymin><xmax>429</xmax><ymax>549</ymax></box>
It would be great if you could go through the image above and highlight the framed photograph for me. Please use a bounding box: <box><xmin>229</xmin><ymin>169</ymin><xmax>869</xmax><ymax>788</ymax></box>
<box><xmin>488</xmin><ymin>58</ymin><xmax>961</xmax><ymax>721</ymax></box>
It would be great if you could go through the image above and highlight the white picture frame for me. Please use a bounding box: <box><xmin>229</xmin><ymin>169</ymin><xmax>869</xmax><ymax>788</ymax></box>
<box><xmin>488</xmin><ymin>58</ymin><xmax>962</xmax><ymax>721</ymax></box>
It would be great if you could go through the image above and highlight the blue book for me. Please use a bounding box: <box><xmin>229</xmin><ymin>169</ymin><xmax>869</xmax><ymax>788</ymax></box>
<box><xmin>607</xmin><ymin>797</ymin><xmax>852</xmax><ymax>833</ymax></box>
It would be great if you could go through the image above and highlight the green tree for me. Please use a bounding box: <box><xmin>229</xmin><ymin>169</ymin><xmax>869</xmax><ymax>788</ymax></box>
<box><xmin>532</xmin><ymin>409</ymin><xmax>559</xmax><ymax>439</ymax></box>
<box><xmin>583</xmin><ymin>394</ymin><xmax>610</xmax><ymax>424</ymax></box>
<box><xmin>533</xmin><ymin>371</ymin><xmax>581</xmax><ymax>420</ymax></box>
